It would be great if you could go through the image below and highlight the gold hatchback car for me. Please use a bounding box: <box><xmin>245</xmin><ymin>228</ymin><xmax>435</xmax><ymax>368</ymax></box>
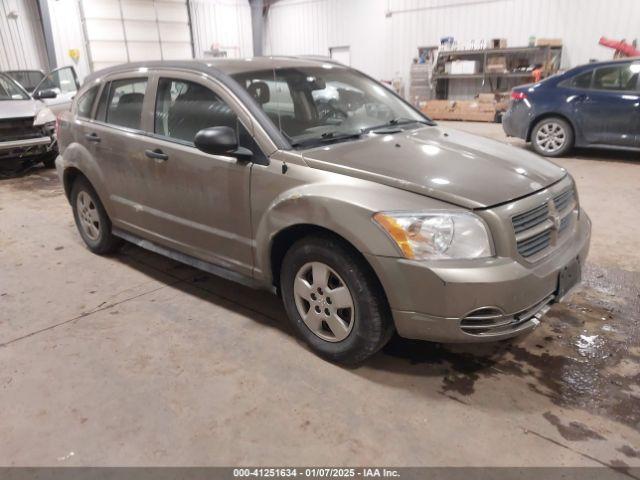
<box><xmin>56</xmin><ymin>58</ymin><xmax>591</xmax><ymax>364</ymax></box>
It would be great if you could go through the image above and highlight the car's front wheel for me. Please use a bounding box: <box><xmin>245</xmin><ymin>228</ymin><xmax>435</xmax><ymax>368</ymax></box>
<box><xmin>41</xmin><ymin>152</ymin><xmax>57</xmax><ymax>169</ymax></box>
<box><xmin>280</xmin><ymin>234</ymin><xmax>394</xmax><ymax>365</ymax></box>
<box><xmin>71</xmin><ymin>177</ymin><xmax>122</xmax><ymax>254</ymax></box>
<box><xmin>531</xmin><ymin>117</ymin><xmax>574</xmax><ymax>157</ymax></box>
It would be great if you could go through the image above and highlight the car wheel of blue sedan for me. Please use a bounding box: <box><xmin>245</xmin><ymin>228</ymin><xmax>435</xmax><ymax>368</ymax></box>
<box><xmin>532</xmin><ymin>117</ymin><xmax>574</xmax><ymax>157</ymax></box>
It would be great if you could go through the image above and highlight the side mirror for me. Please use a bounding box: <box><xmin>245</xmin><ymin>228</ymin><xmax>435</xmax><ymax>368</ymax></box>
<box><xmin>194</xmin><ymin>126</ymin><xmax>252</xmax><ymax>160</ymax></box>
<box><xmin>34</xmin><ymin>89</ymin><xmax>57</xmax><ymax>100</ymax></box>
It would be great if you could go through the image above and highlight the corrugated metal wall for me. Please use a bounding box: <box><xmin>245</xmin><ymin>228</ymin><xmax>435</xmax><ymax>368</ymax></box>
<box><xmin>264</xmin><ymin>0</ymin><xmax>389</xmax><ymax>79</ymax></box>
<box><xmin>190</xmin><ymin>0</ymin><xmax>253</xmax><ymax>59</ymax></box>
<box><xmin>0</xmin><ymin>0</ymin><xmax>48</xmax><ymax>71</ymax></box>
<box><xmin>264</xmin><ymin>0</ymin><xmax>640</xmax><ymax>93</ymax></box>
<box><xmin>47</xmin><ymin>0</ymin><xmax>91</xmax><ymax>81</ymax></box>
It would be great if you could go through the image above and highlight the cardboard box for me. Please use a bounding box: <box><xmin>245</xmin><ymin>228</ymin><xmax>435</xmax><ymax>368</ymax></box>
<box><xmin>535</xmin><ymin>38</ymin><xmax>562</xmax><ymax>47</ymax></box>
<box><xmin>445</xmin><ymin>60</ymin><xmax>478</xmax><ymax>75</ymax></box>
<box><xmin>491</xmin><ymin>38</ymin><xmax>507</xmax><ymax>49</ymax></box>
<box><xmin>422</xmin><ymin>100</ymin><xmax>497</xmax><ymax>122</ymax></box>
<box><xmin>486</xmin><ymin>56</ymin><xmax>507</xmax><ymax>73</ymax></box>
<box><xmin>477</xmin><ymin>93</ymin><xmax>497</xmax><ymax>103</ymax></box>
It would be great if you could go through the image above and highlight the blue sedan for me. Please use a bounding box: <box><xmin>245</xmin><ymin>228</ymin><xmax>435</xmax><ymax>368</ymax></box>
<box><xmin>503</xmin><ymin>59</ymin><xmax>640</xmax><ymax>157</ymax></box>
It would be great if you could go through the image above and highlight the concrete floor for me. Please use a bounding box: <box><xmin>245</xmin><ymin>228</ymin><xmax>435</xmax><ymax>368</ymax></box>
<box><xmin>0</xmin><ymin>122</ymin><xmax>639</xmax><ymax>468</ymax></box>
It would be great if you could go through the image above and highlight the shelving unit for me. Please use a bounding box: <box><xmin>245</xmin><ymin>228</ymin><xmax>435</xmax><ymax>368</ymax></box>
<box><xmin>433</xmin><ymin>45</ymin><xmax>562</xmax><ymax>99</ymax></box>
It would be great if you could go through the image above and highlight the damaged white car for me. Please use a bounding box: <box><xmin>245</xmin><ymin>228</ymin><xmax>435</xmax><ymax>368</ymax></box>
<box><xmin>0</xmin><ymin>72</ymin><xmax>59</xmax><ymax>168</ymax></box>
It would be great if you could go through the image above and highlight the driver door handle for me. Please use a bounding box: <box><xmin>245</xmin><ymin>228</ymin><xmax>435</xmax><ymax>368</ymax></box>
<box><xmin>145</xmin><ymin>148</ymin><xmax>169</xmax><ymax>161</ymax></box>
<box><xmin>85</xmin><ymin>132</ymin><xmax>101</xmax><ymax>142</ymax></box>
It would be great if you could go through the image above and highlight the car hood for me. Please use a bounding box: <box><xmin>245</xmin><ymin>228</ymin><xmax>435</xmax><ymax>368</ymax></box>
<box><xmin>0</xmin><ymin>99</ymin><xmax>42</xmax><ymax>120</ymax></box>
<box><xmin>301</xmin><ymin>126</ymin><xmax>566</xmax><ymax>209</ymax></box>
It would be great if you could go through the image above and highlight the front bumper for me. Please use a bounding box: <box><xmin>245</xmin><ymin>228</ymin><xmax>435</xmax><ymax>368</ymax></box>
<box><xmin>0</xmin><ymin>136</ymin><xmax>55</xmax><ymax>161</ymax></box>
<box><xmin>365</xmin><ymin>211</ymin><xmax>591</xmax><ymax>343</ymax></box>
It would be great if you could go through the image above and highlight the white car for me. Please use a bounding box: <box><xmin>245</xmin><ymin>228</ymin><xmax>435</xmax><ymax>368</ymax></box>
<box><xmin>0</xmin><ymin>72</ymin><xmax>62</xmax><ymax>168</ymax></box>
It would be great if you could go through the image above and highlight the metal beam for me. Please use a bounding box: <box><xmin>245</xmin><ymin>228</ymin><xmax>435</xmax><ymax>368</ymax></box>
<box><xmin>249</xmin><ymin>0</ymin><xmax>264</xmax><ymax>57</ymax></box>
<box><xmin>36</xmin><ymin>0</ymin><xmax>57</xmax><ymax>70</ymax></box>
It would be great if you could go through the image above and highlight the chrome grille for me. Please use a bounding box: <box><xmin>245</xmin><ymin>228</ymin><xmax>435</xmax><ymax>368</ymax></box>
<box><xmin>554</xmin><ymin>188</ymin><xmax>574</xmax><ymax>213</ymax></box>
<box><xmin>517</xmin><ymin>229</ymin><xmax>552</xmax><ymax>258</ymax></box>
<box><xmin>512</xmin><ymin>203</ymin><xmax>549</xmax><ymax>234</ymax></box>
<box><xmin>512</xmin><ymin>187</ymin><xmax>577</xmax><ymax>259</ymax></box>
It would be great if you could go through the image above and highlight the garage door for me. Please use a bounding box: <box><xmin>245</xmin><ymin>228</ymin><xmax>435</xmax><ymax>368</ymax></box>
<box><xmin>80</xmin><ymin>0</ymin><xmax>193</xmax><ymax>72</ymax></box>
<box><xmin>0</xmin><ymin>0</ymin><xmax>48</xmax><ymax>71</ymax></box>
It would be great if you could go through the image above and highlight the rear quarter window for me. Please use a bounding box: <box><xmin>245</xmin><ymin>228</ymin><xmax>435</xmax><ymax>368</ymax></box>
<box><xmin>568</xmin><ymin>70</ymin><xmax>593</xmax><ymax>89</ymax></box>
<box><xmin>75</xmin><ymin>86</ymin><xmax>99</xmax><ymax>119</ymax></box>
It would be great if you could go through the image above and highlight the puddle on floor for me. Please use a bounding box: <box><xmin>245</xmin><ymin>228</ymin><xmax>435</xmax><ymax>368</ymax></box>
<box><xmin>382</xmin><ymin>262</ymin><xmax>640</xmax><ymax>431</ymax></box>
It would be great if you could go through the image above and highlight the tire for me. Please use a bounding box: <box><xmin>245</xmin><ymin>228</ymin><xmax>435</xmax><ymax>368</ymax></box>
<box><xmin>531</xmin><ymin>117</ymin><xmax>574</xmax><ymax>157</ymax></box>
<box><xmin>70</xmin><ymin>176</ymin><xmax>122</xmax><ymax>254</ymax></box>
<box><xmin>41</xmin><ymin>152</ymin><xmax>57</xmax><ymax>169</ymax></box>
<box><xmin>280</xmin><ymin>234</ymin><xmax>394</xmax><ymax>365</ymax></box>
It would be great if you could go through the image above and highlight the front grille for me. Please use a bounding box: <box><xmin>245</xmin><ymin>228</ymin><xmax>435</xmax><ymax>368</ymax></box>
<box><xmin>0</xmin><ymin>117</ymin><xmax>42</xmax><ymax>142</ymax></box>
<box><xmin>512</xmin><ymin>203</ymin><xmax>549</xmax><ymax>234</ymax></box>
<box><xmin>517</xmin><ymin>229</ymin><xmax>552</xmax><ymax>257</ymax></box>
<box><xmin>512</xmin><ymin>187</ymin><xmax>577</xmax><ymax>259</ymax></box>
<box><xmin>554</xmin><ymin>188</ymin><xmax>575</xmax><ymax>212</ymax></box>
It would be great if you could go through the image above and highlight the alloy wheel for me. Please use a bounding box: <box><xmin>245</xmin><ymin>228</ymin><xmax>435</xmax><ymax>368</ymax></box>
<box><xmin>535</xmin><ymin>122</ymin><xmax>567</xmax><ymax>154</ymax></box>
<box><xmin>76</xmin><ymin>191</ymin><xmax>101</xmax><ymax>241</ymax></box>
<box><xmin>293</xmin><ymin>262</ymin><xmax>355</xmax><ymax>342</ymax></box>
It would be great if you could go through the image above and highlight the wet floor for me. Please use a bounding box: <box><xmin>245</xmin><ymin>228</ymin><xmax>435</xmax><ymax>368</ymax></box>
<box><xmin>379</xmin><ymin>263</ymin><xmax>640</xmax><ymax>435</ymax></box>
<box><xmin>1</xmin><ymin>147</ymin><xmax>640</xmax><ymax>468</ymax></box>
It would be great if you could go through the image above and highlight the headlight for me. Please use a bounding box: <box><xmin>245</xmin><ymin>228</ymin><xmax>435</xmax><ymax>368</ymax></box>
<box><xmin>373</xmin><ymin>211</ymin><xmax>492</xmax><ymax>260</ymax></box>
<box><xmin>34</xmin><ymin>107</ymin><xmax>55</xmax><ymax>126</ymax></box>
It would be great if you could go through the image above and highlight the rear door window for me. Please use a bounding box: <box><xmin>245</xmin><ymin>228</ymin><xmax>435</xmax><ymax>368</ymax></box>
<box><xmin>154</xmin><ymin>78</ymin><xmax>237</xmax><ymax>143</ymax></box>
<box><xmin>593</xmin><ymin>64</ymin><xmax>639</xmax><ymax>91</ymax></box>
<box><xmin>105</xmin><ymin>78</ymin><xmax>147</xmax><ymax>130</ymax></box>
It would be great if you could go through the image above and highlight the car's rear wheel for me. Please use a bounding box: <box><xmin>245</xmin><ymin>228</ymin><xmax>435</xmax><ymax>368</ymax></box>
<box><xmin>531</xmin><ymin>117</ymin><xmax>574</xmax><ymax>157</ymax></box>
<box><xmin>280</xmin><ymin>234</ymin><xmax>394</xmax><ymax>365</ymax></box>
<box><xmin>71</xmin><ymin>177</ymin><xmax>122</xmax><ymax>254</ymax></box>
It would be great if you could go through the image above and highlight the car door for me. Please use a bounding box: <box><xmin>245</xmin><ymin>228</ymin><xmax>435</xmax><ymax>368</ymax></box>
<box><xmin>81</xmin><ymin>73</ymin><xmax>154</xmax><ymax>232</ymax></box>
<box><xmin>127</xmin><ymin>71</ymin><xmax>257</xmax><ymax>277</ymax></box>
<box><xmin>569</xmin><ymin>62</ymin><xmax>640</xmax><ymax>147</ymax></box>
<box><xmin>33</xmin><ymin>66</ymin><xmax>80</xmax><ymax>114</ymax></box>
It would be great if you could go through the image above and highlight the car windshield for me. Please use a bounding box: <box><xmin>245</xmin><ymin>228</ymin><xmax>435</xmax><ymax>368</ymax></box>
<box><xmin>232</xmin><ymin>66</ymin><xmax>431</xmax><ymax>148</ymax></box>
<box><xmin>5</xmin><ymin>70</ymin><xmax>45</xmax><ymax>92</ymax></box>
<box><xmin>0</xmin><ymin>73</ymin><xmax>29</xmax><ymax>101</ymax></box>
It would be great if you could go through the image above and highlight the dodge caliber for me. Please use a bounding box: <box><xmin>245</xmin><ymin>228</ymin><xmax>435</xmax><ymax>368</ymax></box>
<box><xmin>55</xmin><ymin>58</ymin><xmax>591</xmax><ymax>364</ymax></box>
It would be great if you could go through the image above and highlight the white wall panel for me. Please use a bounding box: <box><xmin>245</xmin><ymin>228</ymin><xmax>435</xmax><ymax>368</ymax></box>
<box><xmin>264</xmin><ymin>0</ymin><xmax>640</xmax><ymax>96</ymax></box>
<box><xmin>47</xmin><ymin>0</ymin><xmax>92</xmax><ymax>81</ymax></box>
<box><xmin>189</xmin><ymin>0</ymin><xmax>253</xmax><ymax>59</ymax></box>
<box><xmin>264</xmin><ymin>0</ymin><xmax>389</xmax><ymax>79</ymax></box>
<box><xmin>0</xmin><ymin>0</ymin><xmax>48</xmax><ymax>71</ymax></box>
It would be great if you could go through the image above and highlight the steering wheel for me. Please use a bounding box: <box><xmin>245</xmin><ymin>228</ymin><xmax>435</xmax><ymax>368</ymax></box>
<box><xmin>318</xmin><ymin>99</ymin><xmax>348</xmax><ymax>122</ymax></box>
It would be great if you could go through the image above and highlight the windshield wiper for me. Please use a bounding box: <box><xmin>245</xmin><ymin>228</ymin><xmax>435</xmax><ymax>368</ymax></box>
<box><xmin>362</xmin><ymin>117</ymin><xmax>432</xmax><ymax>134</ymax></box>
<box><xmin>320</xmin><ymin>131</ymin><xmax>362</xmax><ymax>141</ymax></box>
<box><xmin>290</xmin><ymin>131</ymin><xmax>363</xmax><ymax>149</ymax></box>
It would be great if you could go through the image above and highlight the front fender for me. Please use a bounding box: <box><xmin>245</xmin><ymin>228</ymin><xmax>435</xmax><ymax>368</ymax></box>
<box><xmin>252</xmin><ymin>165</ymin><xmax>459</xmax><ymax>285</ymax></box>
